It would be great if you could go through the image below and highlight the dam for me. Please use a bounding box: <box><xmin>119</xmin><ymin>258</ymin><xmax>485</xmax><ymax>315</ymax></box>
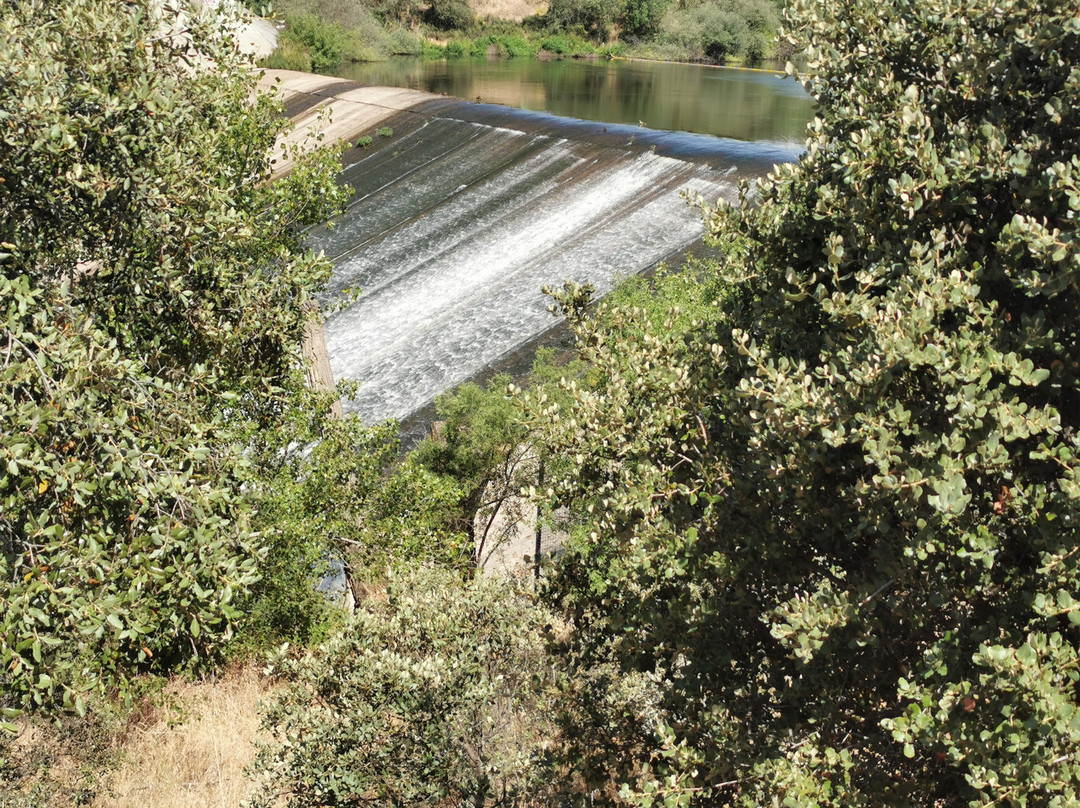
<box><xmin>263</xmin><ymin>70</ymin><xmax>803</xmax><ymax>424</ymax></box>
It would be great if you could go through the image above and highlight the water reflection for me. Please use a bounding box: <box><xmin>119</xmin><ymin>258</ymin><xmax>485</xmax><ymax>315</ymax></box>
<box><xmin>334</xmin><ymin>58</ymin><xmax>812</xmax><ymax>143</ymax></box>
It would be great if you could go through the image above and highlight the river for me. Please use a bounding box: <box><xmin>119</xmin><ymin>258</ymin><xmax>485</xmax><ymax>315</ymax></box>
<box><xmin>334</xmin><ymin>56</ymin><xmax>811</xmax><ymax>144</ymax></box>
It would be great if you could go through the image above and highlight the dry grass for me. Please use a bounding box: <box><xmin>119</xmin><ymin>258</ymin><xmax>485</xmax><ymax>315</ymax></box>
<box><xmin>470</xmin><ymin>0</ymin><xmax>546</xmax><ymax>22</ymax></box>
<box><xmin>3</xmin><ymin>724</ymin><xmax>98</xmax><ymax>807</ymax></box>
<box><xmin>91</xmin><ymin>667</ymin><xmax>272</xmax><ymax>808</ymax></box>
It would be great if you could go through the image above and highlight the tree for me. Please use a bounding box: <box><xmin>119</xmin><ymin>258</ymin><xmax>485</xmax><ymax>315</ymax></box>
<box><xmin>415</xmin><ymin>350</ymin><xmax>583</xmax><ymax>574</ymax></box>
<box><xmin>620</xmin><ymin>0</ymin><xmax>670</xmax><ymax>39</ymax></box>
<box><xmin>423</xmin><ymin>0</ymin><xmax>475</xmax><ymax>32</ymax></box>
<box><xmin>545</xmin><ymin>0</ymin><xmax>625</xmax><ymax>41</ymax></box>
<box><xmin>0</xmin><ymin>0</ymin><xmax>347</xmax><ymax>719</ymax></box>
<box><xmin>536</xmin><ymin>0</ymin><xmax>1080</xmax><ymax>804</ymax></box>
<box><xmin>654</xmin><ymin>0</ymin><xmax>778</xmax><ymax>62</ymax></box>
<box><xmin>236</xmin><ymin>384</ymin><xmax>471</xmax><ymax>652</ymax></box>
<box><xmin>416</xmin><ymin>375</ymin><xmax>536</xmax><ymax>570</ymax></box>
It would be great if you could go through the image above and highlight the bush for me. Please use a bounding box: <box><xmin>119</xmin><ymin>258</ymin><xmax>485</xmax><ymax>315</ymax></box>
<box><xmin>0</xmin><ymin>0</ymin><xmax>347</xmax><ymax>718</ymax></box>
<box><xmin>470</xmin><ymin>34</ymin><xmax>508</xmax><ymax>57</ymax></box>
<box><xmin>274</xmin><ymin>0</ymin><xmax>388</xmax><ymax>34</ymax></box>
<box><xmin>414</xmin><ymin>375</ymin><xmax>535</xmax><ymax>567</ymax></box>
<box><xmin>280</xmin><ymin>11</ymin><xmax>351</xmax><ymax>71</ymax></box>
<box><xmin>503</xmin><ymin>33</ymin><xmax>539</xmax><ymax>57</ymax></box>
<box><xmin>545</xmin><ymin>0</ymin><xmax>624</xmax><ymax>41</ymax></box>
<box><xmin>620</xmin><ymin>0</ymin><xmax>670</xmax><ymax>38</ymax></box>
<box><xmin>540</xmin><ymin>32</ymin><xmax>595</xmax><ymax>55</ymax></box>
<box><xmin>422</xmin><ymin>40</ymin><xmax>448</xmax><ymax>58</ymax></box>
<box><xmin>383</xmin><ymin>25</ymin><xmax>424</xmax><ymax>54</ymax></box>
<box><xmin>248</xmin><ymin>568</ymin><xmax>559</xmax><ymax>808</ymax></box>
<box><xmin>423</xmin><ymin>0</ymin><xmax>475</xmax><ymax>31</ymax></box>
<box><xmin>235</xmin><ymin>387</ymin><xmax>470</xmax><ymax>657</ymax></box>
<box><xmin>537</xmin><ymin>0</ymin><xmax>1080</xmax><ymax>803</ymax></box>
<box><xmin>269</xmin><ymin>3</ymin><xmax>411</xmax><ymax>68</ymax></box>
<box><xmin>656</xmin><ymin>0</ymin><xmax>777</xmax><ymax>61</ymax></box>
<box><xmin>261</xmin><ymin>37</ymin><xmax>313</xmax><ymax>71</ymax></box>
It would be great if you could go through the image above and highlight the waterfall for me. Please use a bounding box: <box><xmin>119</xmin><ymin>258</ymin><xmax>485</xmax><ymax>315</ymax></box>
<box><xmin>268</xmin><ymin>71</ymin><xmax>800</xmax><ymax>424</ymax></box>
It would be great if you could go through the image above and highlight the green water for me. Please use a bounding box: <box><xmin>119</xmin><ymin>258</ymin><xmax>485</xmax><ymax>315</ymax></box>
<box><xmin>334</xmin><ymin>57</ymin><xmax>813</xmax><ymax>144</ymax></box>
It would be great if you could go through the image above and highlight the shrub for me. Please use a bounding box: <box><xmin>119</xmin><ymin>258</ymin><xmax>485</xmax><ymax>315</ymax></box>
<box><xmin>539</xmin><ymin>32</ymin><xmax>574</xmax><ymax>54</ymax></box>
<box><xmin>545</xmin><ymin>0</ymin><xmax>624</xmax><ymax>40</ymax></box>
<box><xmin>415</xmin><ymin>375</ymin><xmax>534</xmax><ymax>567</ymax></box>
<box><xmin>537</xmin><ymin>0</ymin><xmax>1080</xmax><ymax>803</ymax></box>
<box><xmin>248</xmin><ymin>568</ymin><xmax>559</xmax><ymax>808</ymax></box>
<box><xmin>235</xmin><ymin>388</ymin><xmax>470</xmax><ymax>656</ymax></box>
<box><xmin>423</xmin><ymin>0</ymin><xmax>475</xmax><ymax>31</ymax></box>
<box><xmin>598</xmin><ymin>39</ymin><xmax>628</xmax><ymax>57</ymax></box>
<box><xmin>383</xmin><ymin>25</ymin><xmax>424</xmax><ymax>54</ymax></box>
<box><xmin>261</xmin><ymin>37</ymin><xmax>313</xmax><ymax>71</ymax></box>
<box><xmin>274</xmin><ymin>0</ymin><xmax>387</xmax><ymax>34</ymax></box>
<box><xmin>470</xmin><ymin>34</ymin><xmax>508</xmax><ymax>57</ymax></box>
<box><xmin>656</xmin><ymin>0</ymin><xmax>777</xmax><ymax>62</ymax></box>
<box><xmin>422</xmin><ymin>40</ymin><xmax>448</xmax><ymax>58</ymax></box>
<box><xmin>270</xmin><ymin>0</ymin><xmax>402</xmax><ymax>63</ymax></box>
<box><xmin>503</xmin><ymin>33</ymin><xmax>539</xmax><ymax>57</ymax></box>
<box><xmin>0</xmin><ymin>0</ymin><xmax>347</xmax><ymax>718</ymax></box>
<box><xmin>280</xmin><ymin>11</ymin><xmax>350</xmax><ymax>71</ymax></box>
<box><xmin>620</xmin><ymin>0</ymin><xmax>670</xmax><ymax>38</ymax></box>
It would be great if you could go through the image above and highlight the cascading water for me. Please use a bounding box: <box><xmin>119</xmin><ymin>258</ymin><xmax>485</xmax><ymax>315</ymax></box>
<box><xmin>286</xmin><ymin>75</ymin><xmax>802</xmax><ymax>425</ymax></box>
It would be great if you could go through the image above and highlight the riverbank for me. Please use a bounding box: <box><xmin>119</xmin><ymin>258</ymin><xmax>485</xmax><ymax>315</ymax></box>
<box><xmin>259</xmin><ymin>0</ymin><xmax>787</xmax><ymax>75</ymax></box>
<box><xmin>265</xmin><ymin>26</ymin><xmax>786</xmax><ymax>73</ymax></box>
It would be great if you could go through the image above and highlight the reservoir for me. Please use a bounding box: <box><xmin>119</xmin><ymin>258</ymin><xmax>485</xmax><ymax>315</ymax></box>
<box><xmin>333</xmin><ymin>56</ymin><xmax>812</xmax><ymax>144</ymax></box>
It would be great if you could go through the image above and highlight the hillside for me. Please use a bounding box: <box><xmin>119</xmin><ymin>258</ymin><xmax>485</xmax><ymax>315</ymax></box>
<box><xmin>469</xmin><ymin>0</ymin><xmax>546</xmax><ymax>21</ymax></box>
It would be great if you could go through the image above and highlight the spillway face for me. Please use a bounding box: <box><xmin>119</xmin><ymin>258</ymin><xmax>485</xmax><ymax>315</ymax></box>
<box><xmin>310</xmin><ymin>104</ymin><xmax>749</xmax><ymax>424</ymax></box>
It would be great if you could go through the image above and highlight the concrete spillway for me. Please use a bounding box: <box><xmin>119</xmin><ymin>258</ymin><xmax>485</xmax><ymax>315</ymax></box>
<box><xmin>262</xmin><ymin>69</ymin><xmax>799</xmax><ymax>424</ymax></box>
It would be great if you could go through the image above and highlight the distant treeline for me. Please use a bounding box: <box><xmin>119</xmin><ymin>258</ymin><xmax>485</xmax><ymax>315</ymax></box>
<box><xmin>259</xmin><ymin>0</ymin><xmax>786</xmax><ymax>72</ymax></box>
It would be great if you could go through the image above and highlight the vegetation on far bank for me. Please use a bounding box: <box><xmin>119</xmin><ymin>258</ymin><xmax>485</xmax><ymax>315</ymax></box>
<box><xmin>259</xmin><ymin>0</ymin><xmax>786</xmax><ymax>73</ymax></box>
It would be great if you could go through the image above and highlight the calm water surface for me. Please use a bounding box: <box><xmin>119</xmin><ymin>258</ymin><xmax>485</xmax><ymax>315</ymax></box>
<box><xmin>334</xmin><ymin>57</ymin><xmax>812</xmax><ymax>144</ymax></box>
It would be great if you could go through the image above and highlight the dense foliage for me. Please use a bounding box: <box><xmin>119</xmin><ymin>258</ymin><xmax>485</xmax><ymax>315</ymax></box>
<box><xmin>238</xmin><ymin>387</ymin><xmax>470</xmax><ymax>651</ymax></box>
<box><xmin>545</xmin><ymin>0</ymin><xmax>778</xmax><ymax>58</ymax></box>
<box><xmin>650</xmin><ymin>0</ymin><xmax>778</xmax><ymax>61</ymax></box>
<box><xmin>532</xmin><ymin>0</ymin><xmax>1080</xmax><ymax>804</ymax></box>
<box><xmin>265</xmin><ymin>0</ymin><xmax>781</xmax><ymax>70</ymax></box>
<box><xmin>416</xmin><ymin>374</ymin><xmax>536</xmax><ymax>568</ymax></box>
<box><xmin>0</xmin><ymin>0</ymin><xmax>347</xmax><ymax>719</ymax></box>
<box><xmin>11</xmin><ymin>1</ymin><xmax>1080</xmax><ymax>807</ymax></box>
<box><xmin>249</xmin><ymin>568</ymin><xmax>559</xmax><ymax>808</ymax></box>
<box><xmin>262</xmin><ymin>0</ymin><xmax>434</xmax><ymax>70</ymax></box>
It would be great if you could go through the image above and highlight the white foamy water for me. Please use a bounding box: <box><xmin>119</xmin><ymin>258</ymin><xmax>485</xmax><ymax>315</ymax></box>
<box><xmin>313</xmin><ymin>114</ymin><xmax>743</xmax><ymax>423</ymax></box>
